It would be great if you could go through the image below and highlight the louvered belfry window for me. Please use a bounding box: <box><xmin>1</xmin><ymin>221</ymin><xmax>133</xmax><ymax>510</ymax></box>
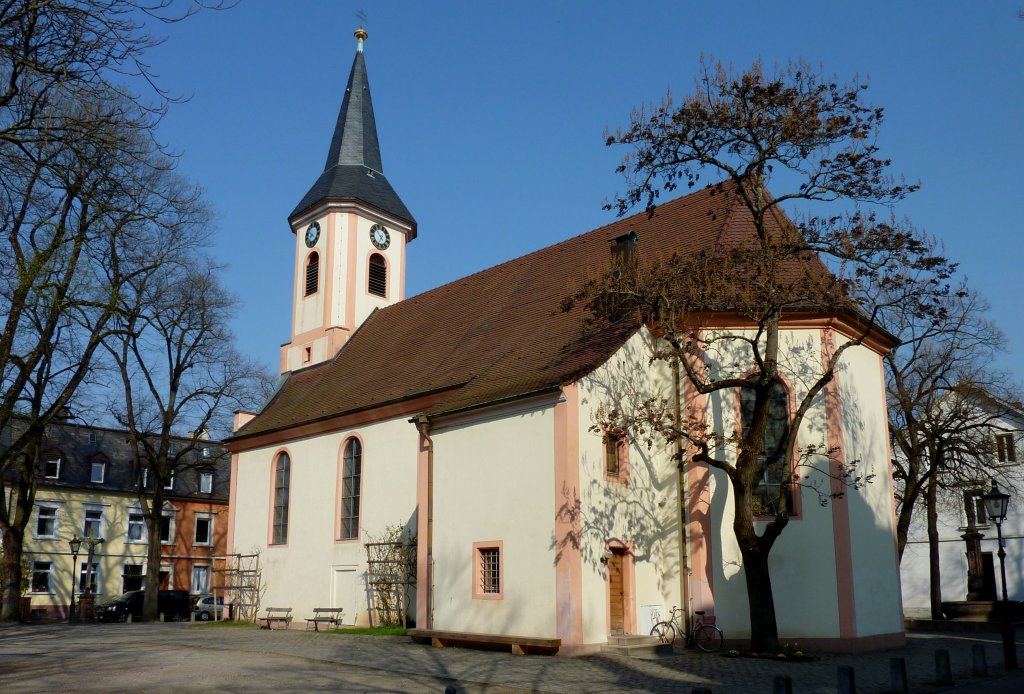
<box><xmin>368</xmin><ymin>253</ymin><xmax>386</xmax><ymax>297</ymax></box>
<box><xmin>305</xmin><ymin>252</ymin><xmax>319</xmax><ymax>296</ymax></box>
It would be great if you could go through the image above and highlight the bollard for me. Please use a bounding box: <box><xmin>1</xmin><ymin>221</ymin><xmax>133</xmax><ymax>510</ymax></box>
<box><xmin>889</xmin><ymin>657</ymin><xmax>908</xmax><ymax>694</ymax></box>
<box><xmin>1003</xmin><ymin>622</ymin><xmax>1019</xmax><ymax>671</ymax></box>
<box><xmin>935</xmin><ymin>649</ymin><xmax>953</xmax><ymax>686</ymax></box>
<box><xmin>159</xmin><ymin>612</ymin><xmax>165</xmax><ymax>623</ymax></box>
<box><xmin>772</xmin><ymin>675</ymin><xmax>793</xmax><ymax>694</ymax></box>
<box><xmin>971</xmin><ymin>644</ymin><xmax>988</xmax><ymax>677</ymax></box>
<box><xmin>127</xmin><ymin>613</ymin><xmax>132</xmax><ymax>624</ymax></box>
<box><xmin>837</xmin><ymin>665</ymin><xmax>856</xmax><ymax>694</ymax></box>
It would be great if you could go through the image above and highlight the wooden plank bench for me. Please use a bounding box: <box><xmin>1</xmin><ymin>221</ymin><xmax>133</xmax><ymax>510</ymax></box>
<box><xmin>256</xmin><ymin>607</ymin><xmax>292</xmax><ymax>630</ymax></box>
<box><xmin>408</xmin><ymin>629</ymin><xmax>560</xmax><ymax>656</ymax></box>
<box><xmin>305</xmin><ymin>607</ymin><xmax>344</xmax><ymax>631</ymax></box>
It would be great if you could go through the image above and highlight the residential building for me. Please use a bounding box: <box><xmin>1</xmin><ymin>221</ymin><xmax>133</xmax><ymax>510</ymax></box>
<box><xmin>226</xmin><ymin>29</ymin><xmax>905</xmax><ymax>652</ymax></box>
<box><xmin>2</xmin><ymin>421</ymin><xmax>229</xmax><ymax>620</ymax></box>
<box><xmin>901</xmin><ymin>395</ymin><xmax>1024</xmax><ymax>616</ymax></box>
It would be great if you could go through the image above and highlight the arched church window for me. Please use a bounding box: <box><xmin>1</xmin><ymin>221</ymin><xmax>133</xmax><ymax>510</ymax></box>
<box><xmin>739</xmin><ymin>380</ymin><xmax>794</xmax><ymax>516</ymax></box>
<box><xmin>305</xmin><ymin>252</ymin><xmax>319</xmax><ymax>296</ymax></box>
<box><xmin>272</xmin><ymin>453</ymin><xmax>291</xmax><ymax>544</ymax></box>
<box><xmin>368</xmin><ymin>254</ymin><xmax>387</xmax><ymax>297</ymax></box>
<box><xmin>340</xmin><ymin>438</ymin><xmax>362</xmax><ymax>539</ymax></box>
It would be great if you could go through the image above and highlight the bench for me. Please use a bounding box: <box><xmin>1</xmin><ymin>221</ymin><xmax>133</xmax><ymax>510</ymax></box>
<box><xmin>305</xmin><ymin>607</ymin><xmax>344</xmax><ymax>631</ymax></box>
<box><xmin>408</xmin><ymin>629</ymin><xmax>560</xmax><ymax>656</ymax></box>
<box><xmin>256</xmin><ymin>607</ymin><xmax>292</xmax><ymax>630</ymax></box>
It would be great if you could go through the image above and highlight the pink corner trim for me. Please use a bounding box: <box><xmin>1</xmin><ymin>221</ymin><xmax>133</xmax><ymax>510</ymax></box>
<box><xmin>554</xmin><ymin>382</ymin><xmax>583</xmax><ymax>644</ymax></box>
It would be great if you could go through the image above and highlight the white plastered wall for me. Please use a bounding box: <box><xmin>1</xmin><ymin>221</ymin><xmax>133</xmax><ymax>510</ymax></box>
<box><xmin>429</xmin><ymin>401</ymin><xmax>558</xmax><ymax>637</ymax></box>
<box><xmin>690</xmin><ymin>328</ymin><xmax>898</xmax><ymax>641</ymax></box>
<box><xmin>231</xmin><ymin>415</ymin><xmax>419</xmax><ymax>626</ymax></box>
<box><xmin>577</xmin><ymin>330</ymin><xmax>682</xmax><ymax>644</ymax></box>
<box><xmin>837</xmin><ymin>342</ymin><xmax>904</xmax><ymax>636</ymax></box>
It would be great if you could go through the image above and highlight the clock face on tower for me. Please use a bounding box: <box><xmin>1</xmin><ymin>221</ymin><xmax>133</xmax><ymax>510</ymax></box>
<box><xmin>304</xmin><ymin>221</ymin><xmax>321</xmax><ymax>248</ymax></box>
<box><xmin>369</xmin><ymin>224</ymin><xmax>390</xmax><ymax>250</ymax></box>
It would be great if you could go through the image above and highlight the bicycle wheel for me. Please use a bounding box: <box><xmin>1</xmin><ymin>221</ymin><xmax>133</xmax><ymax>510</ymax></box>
<box><xmin>694</xmin><ymin>624</ymin><xmax>724</xmax><ymax>652</ymax></box>
<box><xmin>650</xmin><ymin>621</ymin><xmax>676</xmax><ymax>644</ymax></box>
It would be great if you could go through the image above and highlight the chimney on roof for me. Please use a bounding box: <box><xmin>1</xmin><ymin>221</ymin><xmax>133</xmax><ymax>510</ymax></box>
<box><xmin>610</xmin><ymin>230</ymin><xmax>638</xmax><ymax>267</ymax></box>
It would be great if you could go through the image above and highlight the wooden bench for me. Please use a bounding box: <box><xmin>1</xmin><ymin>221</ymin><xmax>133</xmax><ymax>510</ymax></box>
<box><xmin>408</xmin><ymin>629</ymin><xmax>560</xmax><ymax>656</ymax></box>
<box><xmin>256</xmin><ymin>607</ymin><xmax>292</xmax><ymax>630</ymax></box>
<box><xmin>305</xmin><ymin>607</ymin><xmax>344</xmax><ymax>631</ymax></box>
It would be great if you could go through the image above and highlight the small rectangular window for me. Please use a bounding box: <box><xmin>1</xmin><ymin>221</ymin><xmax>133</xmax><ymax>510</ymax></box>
<box><xmin>473</xmin><ymin>541</ymin><xmax>503</xmax><ymax>600</ymax></box>
<box><xmin>31</xmin><ymin>561</ymin><xmax>52</xmax><ymax>593</ymax></box>
<box><xmin>199</xmin><ymin>472</ymin><xmax>213</xmax><ymax>494</ymax></box>
<box><xmin>194</xmin><ymin>515</ymin><xmax>212</xmax><ymax>545</ymax></box>
<box><xmin>83</xmin><ymin>509</ymin><xmax>102</xmax><ymax>539</ymax></box>
<box><xmin>78</xmin><ymin>562</ymin><xmax>100</xmax><ymax>594</ymax></box>
<box><xmin>160</xmin><ymin>514</ymin><xmax>174</xmax><ymax>545</ymax></box>
<box><xmin>996</xmin><ymin>433</ymin><xmax>1017</xmax><ymax>464</ymax></box>
<box><xmin>603</xmin><ymin>429</ymin><xmax>629</xmax><ymax>481</ymax></box>
<box><xmin>44</xmin><ymin>458</ymin><xmax>60</xmax><ymax>479</ymax></box>
<box><xmin>36</xmin><ymin>506</ymin><xmax>58</xmax><ymax>538</ymax></box>
<box><xmin>90</xmin><ymin>461</ymin><xmax>105</xmax><ymax>484</ymax></box>
<box><xmin>122</xmin><ymin>563</ymin><xmax>145</xmax><ymax>592</ymax></box>
<box><xmin>127</xmin><ymin>511</ymin><xmax>146</xmax><ymax>542</ymax></box>
<box><xmin>164</xmin><ymin>472</ymin><xmax>174</xmax><ymax>491</ymax></box>
<box><xmin>191</xmin><ymin>565</ymin><xmax>210</xmax><ymax>594</ymax></box>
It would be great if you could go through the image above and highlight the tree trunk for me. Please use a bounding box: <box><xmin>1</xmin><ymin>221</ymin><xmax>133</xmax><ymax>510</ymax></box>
<box><xmin>732</xmin><ymin>478</ymin><xmax>782</xmax><ymax>653</ymax></box>
<box><xmin>926</xmin><ymin>468</ymin><xmax>943</xmax><ymax>620</ymax></box>
<box><xmin>142</xmin><ymin>492</ymin><xmax>164</xmax><ymax>621</ymax></box>
<box><xmin>0</xmin><ymin>524</ymin><xmax>24</xmax><ymax>622</ymax></box>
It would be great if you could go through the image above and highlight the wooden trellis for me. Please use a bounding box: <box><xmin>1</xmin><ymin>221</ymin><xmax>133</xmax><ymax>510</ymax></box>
<box><xmin>364</xmin><ymin>540</ymin><xmax>416</xmax><ymax>627</ymax></box>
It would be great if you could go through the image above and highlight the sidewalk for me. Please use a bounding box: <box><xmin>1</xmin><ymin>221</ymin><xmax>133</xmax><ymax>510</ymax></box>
<box><xmin>1</xmin><ymin>622</ymin><xmax>1022</xmax><ymax>693</ymax></box>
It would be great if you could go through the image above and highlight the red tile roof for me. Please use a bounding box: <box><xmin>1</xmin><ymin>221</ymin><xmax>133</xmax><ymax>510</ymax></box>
<box><xmin>233</xmin><ymin>182</ymin><xmax>782</xmax><ymax>440</ymax></box>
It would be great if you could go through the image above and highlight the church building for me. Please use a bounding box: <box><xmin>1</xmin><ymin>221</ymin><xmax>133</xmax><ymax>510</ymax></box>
<box><xmin>226</xmin><ymin>30</ymin><xmax>905</xmax><ymax>653</ymax></box>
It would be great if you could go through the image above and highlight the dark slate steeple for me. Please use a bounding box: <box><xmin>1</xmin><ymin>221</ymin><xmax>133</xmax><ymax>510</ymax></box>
<box><xmin>290</xmin><ymin>29</ymin><xmax>416</xmax><ymax>237</ymax></box>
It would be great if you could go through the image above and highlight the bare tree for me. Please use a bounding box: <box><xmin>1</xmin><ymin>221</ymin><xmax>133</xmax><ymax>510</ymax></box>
<box><xmin>0</xmin><ymin>0</ymin><xmax>226</xmax><ymax>622</ymax></box>
<box><xmin>105</xmin><ymin>255</ymin><xmax>270</xmax><ymax>622</ymax></box>
<box><xmin>884</xmin><ymin>285</ymin><xmax>1018</xmax><ymax>617</ymax></box>
<box><xmin>569</xmin><ymin>58</ymin><xmax>955</xmax><ymax>652</ymax></box>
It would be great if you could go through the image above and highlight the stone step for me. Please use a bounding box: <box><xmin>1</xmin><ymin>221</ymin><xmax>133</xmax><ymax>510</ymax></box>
<box><xmin>602</xmin><ymin>634</ymin><xmax>674</xmax><ymax>657</ymax></box>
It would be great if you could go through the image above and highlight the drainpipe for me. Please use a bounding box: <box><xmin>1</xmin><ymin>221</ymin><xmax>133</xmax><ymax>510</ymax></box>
<box><xmin>415</xmin><ymin>414</ymin><xmax>434</xmax><ymax>629</ymax></box>
<box><xmin>673</xmin><ymin>357</ymin><xmax>693</xmax><ymax>639</ymax></box>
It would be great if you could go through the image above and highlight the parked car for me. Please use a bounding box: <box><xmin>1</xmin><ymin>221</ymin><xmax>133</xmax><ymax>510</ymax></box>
<box><xmin>95</xmin><ymin>590</ymin><xmax>191</xmax><ymax>623</ymax></box>
<box><xmin>191</xmin><ymin>594</ymin><xmax>228</xmax><ymax>621</ymax></box>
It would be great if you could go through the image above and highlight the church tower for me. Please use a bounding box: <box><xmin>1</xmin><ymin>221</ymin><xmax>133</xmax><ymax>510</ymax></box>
<box><xmin>281</xmin><ymin>28</ymin><xmax>416</xmax><ymax>373</ymax></box>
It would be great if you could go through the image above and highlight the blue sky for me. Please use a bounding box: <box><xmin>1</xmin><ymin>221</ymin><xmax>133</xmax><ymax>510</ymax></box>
<box><xmin>143</xmin><ymin>1</ymin><xmax>1023</xmax><ymax>384</ymax></box>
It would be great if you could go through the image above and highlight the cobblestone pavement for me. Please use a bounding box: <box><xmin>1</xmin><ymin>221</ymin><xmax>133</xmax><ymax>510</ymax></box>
<box><xmin>1</xmin><ymin>622</ymin><xmax>1023</xmax><ymax>693</ymax></box>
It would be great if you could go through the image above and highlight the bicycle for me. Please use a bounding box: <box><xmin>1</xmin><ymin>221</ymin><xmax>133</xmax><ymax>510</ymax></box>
<box><xmin>649</xmin><ymin>606</ymin><xmax>724</xmax><ymax>652</ymax></box>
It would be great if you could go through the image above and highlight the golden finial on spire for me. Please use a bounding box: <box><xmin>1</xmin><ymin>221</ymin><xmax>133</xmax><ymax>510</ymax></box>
<box><xmin>354</xmin><ymin>27</ymin><xmax>367</xmax><ymax>52</ymax></box>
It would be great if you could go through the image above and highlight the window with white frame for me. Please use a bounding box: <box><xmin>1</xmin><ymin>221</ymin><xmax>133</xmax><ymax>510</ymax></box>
<box><xmin>127</xmin><ymin>509</ymin><xmax>146</xmax><ymax>543</ymax></box>
<box><xmin>191</xmin><ymin>565</ymin><xmax>210</xmax><ymax>594</ymax></box>
<box><xmin>141</xmin><ymin>467</ymin><xmax>149</xmax><ymax>488</ymax></box>
<box><xmin>160</xmin><ymin>512</ymin><xmax>175</xmax><ymax>545</ymax></box>
<box><xmin>996</xmin><ymin>433</ymin><xmax>1017</xmax><ymax>464</ymax></box>
<box><xmin>78</xmin><ymin>562</ymin><xmax>100</xmax><ymax>594</ymax></box>
<box><xmin>35</xmin><ymin>505</ymin><xmax>59</xmax><ymax>538</ymax></box>
<box><xmin>30</xmin><ymin>561</ymin><xmax>52</xmax><ymax>593</ymax></box>
<box><xmin>90</xmin><ymin>460</ymin><xmax>105</xmax><ymax>483</ymax></box>
<box><xmin>193</xmin><ymin>513</ymin><xmax>213</xmax><ymax>546</ymax></box>
<box><xmin>122</xmin><ymin>563</ymin><xmax>145</xmax><ymax>592</ymax></box>
<box><xmin>44</xmin><ymin>457</ymin><xmax>60</xmax><ymax>479</ymax></box>
<box><xmin>82</xmin><ymin>508</ymin><xmax>103</xmax><ymax>539</ymax></box>
<box><xmin>164</xmin><ymin>472</ymin><xmax>175</xmax><ymax>491</ymax></box>
<box><xmin>199</xmin><ymin>471</ymin><xmax>213</xmax><ymax>494</ymax></box>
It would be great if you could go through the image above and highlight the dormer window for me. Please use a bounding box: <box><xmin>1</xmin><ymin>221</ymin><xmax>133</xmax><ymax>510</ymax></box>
<box><xmin>305</xmin><ymin>252</ymin><xmax>320</xmax><ymax>296</ymax></box>
<box><xmin>44</xmin><ymin>457</ymin><xmax>61</xmax><ymax>479</ymax></box>
<box><xmin>368</xmin><ymin>254</ymin><xmax>386</xmax><ymax>297</ymax></box>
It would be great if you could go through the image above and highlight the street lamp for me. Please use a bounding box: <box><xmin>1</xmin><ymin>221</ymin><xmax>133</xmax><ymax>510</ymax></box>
<box><xmin>982</xmin><ymin>480</ymin><xmax>1011</xmax><ymax>602</ymax></box>
<box><xmin>982</xmin><ymin>479</ymin><xmax>1017</xmax><ymax>671</ymax></box>
<box><xmin>67</xmin><ymin>536</ymin><xmax>82</xmax><ymax>624</ymax></box>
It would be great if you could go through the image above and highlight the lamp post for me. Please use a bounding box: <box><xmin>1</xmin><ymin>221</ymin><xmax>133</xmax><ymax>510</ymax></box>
<box><xmin>982</xmin><ymin>480</ymin><xmax>1011</xmax><ymax>602</ymax></box>
<box><xmin>78</xmin><ymin>534</ymin><xmax>105</xmax><ymax>621</ymax></box>
<box><xmin>982</xmin><ymin>479</ymin><xmax>1015</xmax><ymax>670</ymax></box>
<box><xmin>67</xmin><ymin>536</ymin><xmax>82</xmax><ymax>624</ymax></box>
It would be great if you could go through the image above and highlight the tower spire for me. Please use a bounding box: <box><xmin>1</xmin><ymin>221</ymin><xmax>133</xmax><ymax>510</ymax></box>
<box><xmin>289</xmin><ymin>27</ymin><xmax>416</xmax><ymax>236</ymax></box>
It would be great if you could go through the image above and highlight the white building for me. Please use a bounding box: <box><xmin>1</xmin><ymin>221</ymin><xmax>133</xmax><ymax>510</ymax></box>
<box><xmin>901</xmin><ymin>395</ymin><xmax>1024</xmax><ymax>616</ymax></box>
<box><xmin>226</xmin><ymin>29</ymin><xmax>906</xmax><ymax>653</ymax></box>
